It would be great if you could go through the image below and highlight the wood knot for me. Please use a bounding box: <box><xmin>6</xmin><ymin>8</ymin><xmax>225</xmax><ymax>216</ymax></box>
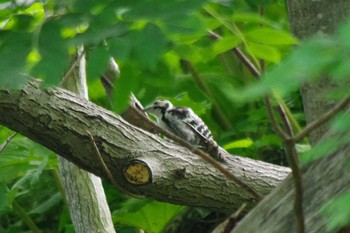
<box><xmin>124</xmin><ymin>160</ymin><xmax>152</xmax><ymax>185</ymax></box>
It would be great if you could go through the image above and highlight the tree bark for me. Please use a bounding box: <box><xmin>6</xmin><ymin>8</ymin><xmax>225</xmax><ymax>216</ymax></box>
<box><xmin>0</xmin><ymin>82</ymin><xmax>290</xmax><ymax>213</ymax></box>
<box><xmin>232</xmin><ymin>142</ymin><xmax>350</xmax><ymax>233</ymax></box>
<box><xmin>287</xmin><ymin>0</ymin><xmax>350</xmax><ymax>144</ymax></box>
<box><xmin>58</xmin><ymin>47</ymin><xmax>116</xmax><ymax>233</ymax></box>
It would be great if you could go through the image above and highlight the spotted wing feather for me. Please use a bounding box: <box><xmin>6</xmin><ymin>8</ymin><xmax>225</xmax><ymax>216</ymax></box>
<box><xmin>164</xmin><ymin>107</ymin><xmax>212</xmax><ymax>144</ymax></box>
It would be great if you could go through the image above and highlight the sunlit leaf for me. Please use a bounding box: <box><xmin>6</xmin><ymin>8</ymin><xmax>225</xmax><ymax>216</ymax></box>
<box><xmin>212</xmin><ymin>35</ymin><xmax>241</xmax><ymax>55</ymax></box>
<box><xmin>223</xmin><ymin>138</ymin><xmax>253</xmax><ymax>150</ymax></box>
<box><xmin>246</xmin><ymin>28</ymin><xmax>297</xmax><ymax>45</ymax></box>
<box><xmin>295</xmin><ymin>144</ymin><xmax>311</xmax><ymax>153</ymax></box>
<box><xmin>247</xmin><ymin>42</ymin><xmax>281</xmax><ymax>63</ymax></box>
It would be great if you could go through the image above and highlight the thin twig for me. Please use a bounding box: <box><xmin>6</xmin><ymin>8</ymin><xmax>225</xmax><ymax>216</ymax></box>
<box><xmin>87</xmin><ymin>130</ymin><xmax>119</xmax><ymax>186</ymax></box>
<box><xmin>278</xmin><ymin>106</ymin><xmax>305</xmax><ymax>233</ymax></box>
<box><xmin>208</xmin><ymin>31</ymin><xmax>261</xmax><ymax>78</ymax></box>
<box><xmin>264</xmin><ymin>97</ymin><xmax>290</xmax><ymax>140</ymax></box>
<box><xmin>0</xmin><ymin>132</ymin><xmax>17</xmax><ymax>154</ymax></box>
<box><xmin>293</xmin><ymin>96</ymin><xmax>350</xmax><ymax>142</ymax></box>
<box><xmin>59</xmin><ymin>50</ymin><xmax>86</xmax><ymax>86</ymax></box>
<box><xmin>135</xmin><ymin>106</ymin><xmax>261</xmax><ymax>201</ymax></box>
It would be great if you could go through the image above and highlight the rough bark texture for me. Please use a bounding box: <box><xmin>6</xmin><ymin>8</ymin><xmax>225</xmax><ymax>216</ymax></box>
<box><xmin>58</xmin><ymin>47</ymin><xmax>116</xmax><ymax>233</ymax></box>
<box><xmin>59</xmin><ymin>161</ymin><xmax>116</xmax><ymax>233</ymax></box>
<box><xmin>287</xmin><ymin>0</ymin><xmax>350</xmax><ymax>144</ymax></box>
<box><xmin>232</xmin><ymin>143</ymin><xmax>350</xmax><ymax>233</ymax></box>
<box><xmin>0</xmin><ymin>82</ymin><xmax>290</xmax><ymax>213</ymax></box>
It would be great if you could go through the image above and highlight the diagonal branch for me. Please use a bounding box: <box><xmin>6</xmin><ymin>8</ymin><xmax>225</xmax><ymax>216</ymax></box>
<box><xmin>0</xmin><ymin>82</ymin><xmax>289</xmax><ymax>212</ymax></box>
<box><xmin>293</xmin><ymin>96</ymin><xmax>350</xmax><ymax>142</ymax></box>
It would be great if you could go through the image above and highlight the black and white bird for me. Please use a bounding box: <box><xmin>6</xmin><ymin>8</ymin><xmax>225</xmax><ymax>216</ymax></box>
<box><xmin>144</xmin><ymin>100</ymin><xmax>212</xmax><ymax>145</ymax></box>
<box><xmin>144</xmin><ymin>100</ymin><xmax>225</xmax><ymax>162</ymax></box>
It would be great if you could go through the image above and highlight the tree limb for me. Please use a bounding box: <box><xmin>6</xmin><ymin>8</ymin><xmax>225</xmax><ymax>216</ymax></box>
<box><xmin>0</xmin><ymin>82</ymin><xmax>290</xmax><ymax>212</ymax></box>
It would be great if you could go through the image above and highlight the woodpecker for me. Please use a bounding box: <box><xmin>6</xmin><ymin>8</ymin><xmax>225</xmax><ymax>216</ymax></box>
<box><xmin>144</xmin><ymin>100</ymin><xmax>225</xmax><ymax>162</ymax></box>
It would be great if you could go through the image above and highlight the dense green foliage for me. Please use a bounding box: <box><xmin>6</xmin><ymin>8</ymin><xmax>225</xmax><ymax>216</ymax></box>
<box><xmin>0</xmin><ymin>0</ymin><xmax>349</xmax><ymax>232</ymax></box>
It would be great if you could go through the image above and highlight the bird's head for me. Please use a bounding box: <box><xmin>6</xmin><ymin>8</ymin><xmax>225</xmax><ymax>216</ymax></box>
<box><xmin>143</xmin><ymin>100</ymin><xmax>173</xmax><ymax>118</ymax></box>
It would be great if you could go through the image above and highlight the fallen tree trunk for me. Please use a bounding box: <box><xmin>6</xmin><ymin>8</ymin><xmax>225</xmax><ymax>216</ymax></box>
<box><xmin>0</xmin><ymin>82</ymin><xmax>290</xmax><ymax>212</ymax></box>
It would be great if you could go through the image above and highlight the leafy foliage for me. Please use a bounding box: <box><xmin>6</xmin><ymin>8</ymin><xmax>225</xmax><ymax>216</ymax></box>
<box><xmin>0</xmin><ymin>0</ymin><xmax>349</xmax><ymax>232</ymax></box>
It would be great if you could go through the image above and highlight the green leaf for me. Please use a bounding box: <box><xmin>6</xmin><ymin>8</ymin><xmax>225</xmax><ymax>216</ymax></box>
<box><xmin>322</xmin><ymin>190</ymin><xmax>350</xmax><ymax>232</ymax></box>
<box><xmin>0</xmin><ymin>31</ymin><xmax>33</xmax><ymax>88</ymax></box>
<box><xmin>3</xmin><ymin>14</ymin><xmax>35</xmax><ymax>31</ymax></box>
<box><xmin>0</xmin><ymin>185</ymin><xmax>18</xmax><ymax>212</ymax></box>
<box><xmin>222</xmin><ymin>37</ymin><xmax>338</xmax><ymax>103</ymax></box>
<box><xmin>113</xmin><ymin>199</ymin><xmax>185</xmax><ymax>233</ymax></box>
<box><xmin>109</xmin><ymin>37</ymin><xmax>132</xmax><ymax>62</ymax></box>
<box><xmin>254</xmin><ymin>135</ymin><xmax>282</xmax><ymax>147</ymax></box>
<box><xmin>212</xmin><ymin>35</ymin><xmax>241</xmax><ymax>55</ymax></box>
<box><xmin>245</xmin><ymin>28</ymin><xmax>297</xmax><ymax>45</ymax></box>
<box><xmin>0</xmin><ymin>185</ymin><xmax>10</xmax><ymax>211</ymax></box>
<box><xmin>247</xmin><ymin>42</ymin><xmax>281</xmax><ymax>63</ymax></box>
<box><xmin>232</xmin><ymin>13</ymin><xmax>272</xmax><ymax>26</ymax></box>
<box><xmin>132</xmin><ymin>23</ymin><xmax>169</xmax><ymax>70</ymax></box>
<box><xmin>31</xmin><ymin>20</ymin><xmax>70</xmax><ymax>85</ymax></box>
<box><xmin>173</xmin><ymin>44</ymin><xmax>199</xmax><ymax>61</ymax></box>
<box><xmin>164</xmin><ymin>13</ymin><xmax>206</xmax><ymax>35</ymax></box>
<box><xmin>330</xmin><ymin>113</ymin><xmax>350</xmax><ymax>133</ymax></box>
<box><xmin>295</xmin><ymin>144</ymin><xmax>311</xmax><ymax>153</ymax></box>
<box><xmin>223</xmin><ymin>138</ymin><xmax>253</xmax><ymax>150</ymax></box>
<box><xmin>112</xmin><ymin>65</ymin><xmax>139</xmax><ymax>114</ymax></box>
<box><xmin>86</xmin><ymin>46</ymin><xmax>111</xmax><ymax>81</ymax></box>
<box><xmin>125</xmin><ymin>0</ymin><xmax>208</xmax><ymax>20</ymax></box>
<box><xmin>0</xmin><ymin>138</ymin><xmax>54</xmax><ymax>183</ymax></box>
<box><xmin>73</xmin><ymin>24</ymin><xmax>127</xmax><ymax>46</ymax></box>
